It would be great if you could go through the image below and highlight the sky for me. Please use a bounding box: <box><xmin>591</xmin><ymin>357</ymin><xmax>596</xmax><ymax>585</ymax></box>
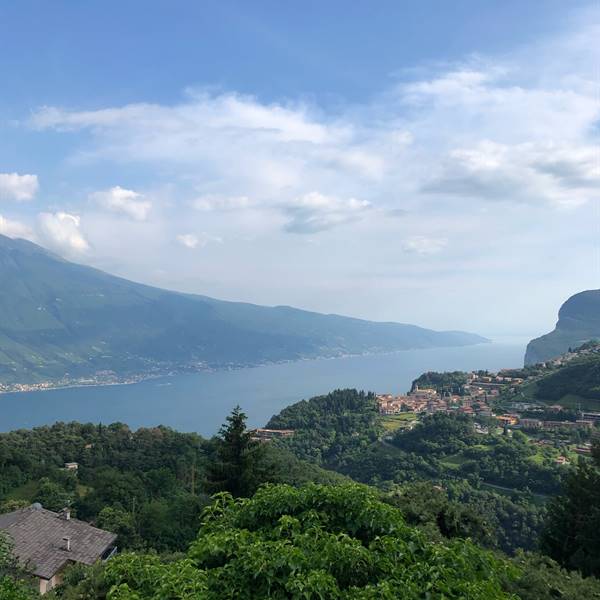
<box><xmin>0</xmin><ymin>1</ymin><xmax>598</xmax><ymax>339</ymax></box>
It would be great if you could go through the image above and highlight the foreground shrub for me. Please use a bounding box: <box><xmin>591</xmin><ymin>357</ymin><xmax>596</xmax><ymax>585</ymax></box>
<box><xmin>103</xmin><ymin>483</ymin><xmax>517</xmax><ymax>599</ymax></box>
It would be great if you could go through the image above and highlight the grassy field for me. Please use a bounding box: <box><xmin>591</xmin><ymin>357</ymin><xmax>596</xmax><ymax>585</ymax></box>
<box><xmin>380</xmin><ymin>413</ymin><xmax>417</xmax><ymax>432</ymax></box>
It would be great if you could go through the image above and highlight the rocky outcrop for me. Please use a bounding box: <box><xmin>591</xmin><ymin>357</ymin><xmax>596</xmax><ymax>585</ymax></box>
<box><xmin>525</xmin><ymin>290</ymin><xmax>600</xmax><ymax>365</ymax></box>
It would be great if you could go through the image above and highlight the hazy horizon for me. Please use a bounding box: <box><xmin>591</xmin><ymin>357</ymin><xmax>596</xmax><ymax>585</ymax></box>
<box><xmin>1</xmin><ymin>1</ymin><xmax>598</xmax><ymax>339</ymax></box>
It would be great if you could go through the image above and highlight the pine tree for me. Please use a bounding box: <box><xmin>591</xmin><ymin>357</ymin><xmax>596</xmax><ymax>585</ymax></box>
<box><xmin>205</xmin><ymin>406</ymin><xmax>260</xmax><ymax>497</ymax></box>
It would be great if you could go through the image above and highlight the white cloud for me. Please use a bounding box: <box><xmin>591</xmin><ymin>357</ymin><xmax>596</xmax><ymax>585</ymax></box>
<box><xmin>177</xmin><ymin>234</ymin><xmax>199</xmax><ymax>248</ymax></box>
<box><xmin>0</xmin><ymin>173</ymin><xmax>39</xmax><ymax>201</ymax></box>
<box><xmin>14</xmin><ymin>12</ymin><xmax>600</xmax><ymax>335</ymax></box>
<box><xmin>423</xmin><ymin>141</ymin><xmax>599</xmax><ymax>208</ymax></box>
<box><xmin>91</xmin><ymin>186</ymin><xmax>152</xmax><ymax>220</ymax></box>
<box><xmin>0</xmin><ymin>214</ymin><xmax>34</xmax><ymax>240</ymax></box>
<box><xmin>283</xmin><ymin>192</ymin><xmax>371</xmax><ymax>233</ymax></box>
<box><xmin>176</xmin><ymin>232</ymin><xmax>223</xmax><ymax>249</ymax></box>
<box><xmin>402</xmin><ymin>236</ymin><xmax>448</xmax><ymax>255</ymax></box>
<box><xmin>37</xmin><ymin>212</ymin><xmax>89</xmax><ymax>254</ymax></box>
<box><xmin>193</xmin><ymin>195</ymin><xmax>254</xmax><ymax>212</ymax></box>
<box><xmin>28</xmin><ymin>42</ymin><xmax>599</xmax><ymax>216</ymax></box>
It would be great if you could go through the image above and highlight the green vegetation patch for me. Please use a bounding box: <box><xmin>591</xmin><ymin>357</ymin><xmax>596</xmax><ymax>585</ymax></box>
<box><xmin>102</xmin><ymin>484</ymin><xmax>517</xmax><ymax>599</ymax></box>
<box><xmin>380</xmin><ymin>413</ymin><xmax>417</xmax><ymax>432</ymax></box>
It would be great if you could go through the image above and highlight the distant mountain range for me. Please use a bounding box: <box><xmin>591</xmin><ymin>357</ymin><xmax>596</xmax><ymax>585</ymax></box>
<box><xmin>525</xmin><ymin>290</ymin><xmax>600</xmax><ymax>365</ymax></box>
<box><xmin>0</xmin><ymin>234</ymin><xmax>486</xmax><ymax>387</ymax></box>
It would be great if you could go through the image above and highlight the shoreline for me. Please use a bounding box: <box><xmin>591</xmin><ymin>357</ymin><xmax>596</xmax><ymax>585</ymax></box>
<box><xmin>0</xmin><ymin>340</ymin><xmax>504</xmax><ymax>397</ymax></box>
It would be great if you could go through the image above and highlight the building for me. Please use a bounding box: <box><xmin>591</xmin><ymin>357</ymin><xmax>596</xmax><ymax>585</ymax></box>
<box><xmin>496</xmin><ymin>415</ymin><xmax>519</xmax><ymax>426</ymax></box>
<box><xmin>249</xmin><ymin>428</ymin><xmax>295</xmax><ymax>442</ymax></box>
<box><xmin>0</xmin><ymin>504</ymin><xmax>116</xmax><ymax>594</ymax></box>
<box><xmin>410</xmin><ymin>387</ymin><xmax>438</xmax><ymax>400</ymax></box>
<box><xmin>520</xmin><ymin>418</ymin><xmax>543</xmax><ymax>430</ymax></box>
<box><xmin>543</xmin><ymin>420</ymin><xmax>594</xmax><ymax>431</ymax></box>
<box><xmin>64</xmin><ymin>462</ymin><xmax>78</xmax><ymax>471</ymax></box>
<box><xmin>581</xmin><ymin>412</ymin><xmax>600</xmax><ymax>423</ymax></box>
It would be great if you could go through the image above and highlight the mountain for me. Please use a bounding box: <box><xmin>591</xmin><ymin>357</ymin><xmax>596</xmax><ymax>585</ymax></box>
<box><xmin>525</xmin><ymin>290</ymin><xmax>600</xmax><ymax>365</ymax></box>
<box><xmin>0</xmin><ymin>234</ymin><xmax>486</xmax><ymax>386</ymax></box>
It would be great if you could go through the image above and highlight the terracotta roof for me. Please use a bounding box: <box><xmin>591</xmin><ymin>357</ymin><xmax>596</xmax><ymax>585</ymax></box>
<box><xmin>0</xmin><ymin>505</ymin><xmax>116</xmax><ymax>580</ymax></box>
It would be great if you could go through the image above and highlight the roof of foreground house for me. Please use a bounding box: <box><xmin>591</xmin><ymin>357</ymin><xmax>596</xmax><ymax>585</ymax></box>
<box><xmin>0</xmin><ymin>504</ymin><xmax>116</xmax><ymax>579</ymax></box>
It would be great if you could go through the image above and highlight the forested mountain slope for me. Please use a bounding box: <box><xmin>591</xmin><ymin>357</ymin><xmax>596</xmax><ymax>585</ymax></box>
<box><xmin>0</xmin><ymin>234</ymin><xmax>486</xmax><ymax>385</ymax></box>
<box><xmin>505</xmin><ymin>344</ymin><xmax>600</xmax><ymax>410</ymax></box>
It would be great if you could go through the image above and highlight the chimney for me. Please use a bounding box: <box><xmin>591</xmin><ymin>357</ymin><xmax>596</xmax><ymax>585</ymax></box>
<box><xmin>60</xmin><ymin>508</ymin><xmax>71</xmax><ymax>520</ymax></box>
<box><xmin>62</xmin><ymin>536</ymin><xmax>71</xmax><ymax>552</ymax></box>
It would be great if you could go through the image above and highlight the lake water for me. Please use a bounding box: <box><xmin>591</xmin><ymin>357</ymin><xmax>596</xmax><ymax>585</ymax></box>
<box><xmin>0</xmin><ymin>341</ymin><xmax>526</xmax><ymax>436</ymax></box>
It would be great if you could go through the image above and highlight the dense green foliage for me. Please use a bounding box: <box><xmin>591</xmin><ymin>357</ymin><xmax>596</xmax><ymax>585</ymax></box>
<box><xmin>0</xmin><ymin>420</ymin><xmax>345</xmax><ymax>553</ymax></box>
<box><xmin>458</xmin><ymin>435</ymin><xmax>562</xmax><ymax>495</ymax></box>
<box><xmin>504</xmin><ymin>553</ymin><xmax>600</xmax><ymax>599</ymax></box>
<box><xmin>49</xmin><ymin>484</ymin><xmax>600</xmax><ymax>599</ymax></box>
<box><xmin>269</xmin><ymin>392</ymin><xmax>555</xmax><ymax>554</ymax></box>
<box><xmin>541</xmin><ymin>442</ymin><xmax>600</xmax><ymax>577</ymax></box>
<box><xmin>535</xmin><ymin>354</ymin><xmax>600</xmax><ymax>401</ymax></box>
<box><xmin>0</xmin><ymin>234</ymin><xmax>484</xmax><ymax>385</ymax></box>
<box><xmin>392</xmin><ymin>413</ymin><xmax>478</xmax><ymax>455</ymax></box>
<box><xmin>205</xmin><ymin>406</ymin><xmax>260</xmax><ymax>497</ymax></box>
<box><xmin>267</xmin><ymin>389</ymin><xmax>382</xmax><ymax>465</ymax></box>
<box><xmin>387</xmin><ymin>481</ymin><xmax>546</xmax><ymax>556</ymax></box>
<box><xmin>411</xmin><ymin>371</ymin><xmax>469</xmax><ymax>395</ymax></box>
<box><xmin>0</xmin><ymin>532</ymin><xmax>35</xmax><ymax>599</ymax></box>
<box><xmin>1</xmin><ymin>398</ymin><xmax>599</xmax><ymax>598</ymax></box>
<box><xmin>73</xmin><ymin>484</ymin><xmax>518</xmax><ymax>599</ymax></box>
<box><xmin>500</xmin><ymin>346</ymin><xmax>600</xmax><ymax>409</ymax></box>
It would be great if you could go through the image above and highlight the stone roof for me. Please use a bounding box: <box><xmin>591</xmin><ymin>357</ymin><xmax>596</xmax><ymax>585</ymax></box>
<box><xmin>0</xmin><ymin>505</ymin><xmax>116</xmax><ymax>580</ymax></box>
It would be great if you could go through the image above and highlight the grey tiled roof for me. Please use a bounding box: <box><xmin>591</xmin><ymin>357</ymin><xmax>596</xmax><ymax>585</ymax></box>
<box><xmin>0</xmin><ymin>505</ymin><xmax>116</xmax><ymax>580</ymax></box>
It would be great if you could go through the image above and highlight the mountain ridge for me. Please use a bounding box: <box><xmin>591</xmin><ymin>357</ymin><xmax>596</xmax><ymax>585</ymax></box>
<box><xmin>0</xmin><ymin>233</ymin><xmax>487</xmax><ymax>388</ymax></box>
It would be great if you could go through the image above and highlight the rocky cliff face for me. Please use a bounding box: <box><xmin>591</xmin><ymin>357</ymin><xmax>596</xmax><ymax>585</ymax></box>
<box><xmin>525</xmin><ymin>290</ymin><xmax>600</xmax><ymax>365</ymax></box>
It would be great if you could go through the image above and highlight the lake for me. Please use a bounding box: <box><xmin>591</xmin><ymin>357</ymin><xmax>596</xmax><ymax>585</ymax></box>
<box><xmin>0</xmin><ymin>341</ymin><xmax>526</xmax><ymax>436</ymax></box>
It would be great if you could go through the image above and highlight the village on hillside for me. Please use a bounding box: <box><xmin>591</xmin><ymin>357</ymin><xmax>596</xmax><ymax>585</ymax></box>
<box><xmin>377</xmin><ymin>369</ymin><xmax>599</xmax><ymax>429</ymax></box>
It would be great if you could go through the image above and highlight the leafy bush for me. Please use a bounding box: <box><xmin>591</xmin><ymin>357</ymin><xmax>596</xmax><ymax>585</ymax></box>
<box><xmin>102</xmin><ymin>484</ymin><xmax>517</xmax><ymax>599</ymax></box>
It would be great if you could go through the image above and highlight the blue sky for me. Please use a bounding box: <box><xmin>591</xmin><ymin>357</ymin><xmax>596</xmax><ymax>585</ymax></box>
<box><xmin>0</xmin><ymin>1</ymin><xmax>598</xmax><ymax>337</ymax></box>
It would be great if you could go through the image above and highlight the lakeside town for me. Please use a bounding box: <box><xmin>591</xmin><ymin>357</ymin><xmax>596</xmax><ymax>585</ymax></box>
<box><xmin>376</xmin><ymin>370</ymin><xmax>600</xmax><ymax>431</ymax></box>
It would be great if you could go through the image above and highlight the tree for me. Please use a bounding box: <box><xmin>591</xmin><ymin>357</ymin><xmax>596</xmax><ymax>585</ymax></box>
<box><xmin>99</xmin><ymin>484</ymin><xmax>517</xmax><ymax>599</ymax></box>
<box><xmin>204</xmin><ymin>406</ymin><xmax>260</xmax><ymax>497</ymax></box>
<box><xmin>96</xmin><ymin>506</ymin><xmax>139</xmax><ymax>549</ymax></box>
<box><xmin>0</xmin><ymin>532</ymin><xmax>35</xmax><ymax>600</ymax></box>
<box><xmin>540</xmin><ymin>444</ymin><xmax>600</xmax><ymax>576</ymax></box>
<box><xmin>34</xmin><ymin>477</ymin><xmax>73</xmax><ymax>512</ymax></box>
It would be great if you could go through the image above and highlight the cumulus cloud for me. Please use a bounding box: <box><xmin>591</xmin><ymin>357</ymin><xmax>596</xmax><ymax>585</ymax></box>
<box><xmin>0</xmin><ymin>214</ymin><xmax>34</xmax><ymax>240</ymax></box>
<box><xmin>14</xmin><ymin>12</ymin><xmax>600</xmax><ymax>334</ymax></box>
<box><xmin>91</xmin><ymin>186</ymin><xmax>152</xmax><ymax>220</ymax></box>
<box><xmin>28</xmin><ymin>40</ymin><xmax>599</xmax><ymax>215</ymax></box>
<box><xmin>0</xmin><ymin>173</ymin><xmax>39</xmax><ymax>201</ymax></box>
<box><xmin>423</xmin><ymin>141</ymin><xmax>599</xmax><ymax>208</ymax></box>
<box><xmin>37</xmin><ymin>212</ymin><xmax>89</xmax><ymax>254</ymax></box>
<box><xmin>29</xmin><ymin>89</ymin><xmax>400</xmax><ymax>202</ymax></box>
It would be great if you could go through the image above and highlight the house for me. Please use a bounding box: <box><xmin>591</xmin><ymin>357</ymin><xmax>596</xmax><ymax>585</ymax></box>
<box><xmin>520</xmin><ymin>418</ymin><xmax>542</xmax><ymax>430</ymax></box>
<box><xmin>0</xmin><ymin>504</ymin><xmax>116</xmax><ymax>594</ymax></box>
<box><xmin>496</xmin><ymin>415</ymin><xmax>519</xmax><ymax>426</ymax></box>
<box><xmin>64</xmin><ymin>462</ymin><xmax>78</xmax><ymax>471</ymax></box>
<box><xmin>249</xmin><ymin>428</ymin><xmax>295</xmax><ymax>442</ymax></box>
